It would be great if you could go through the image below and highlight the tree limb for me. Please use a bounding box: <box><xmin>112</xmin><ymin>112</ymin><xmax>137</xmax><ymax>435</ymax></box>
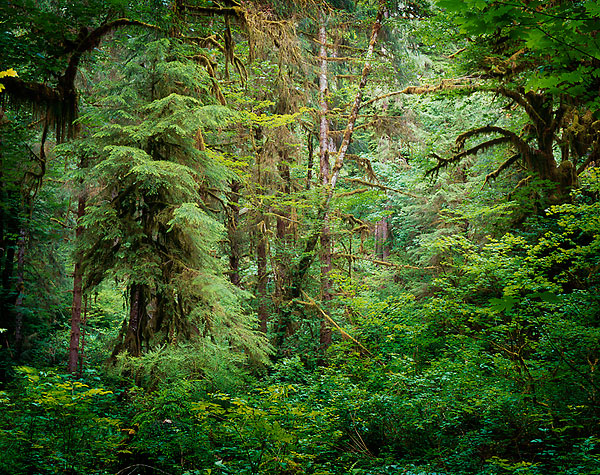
<box><xmin>343</xmin><ymin>177</ymin><xmax>425</xmax><ymax>200</ymax></box>
<box><xmin>360</xmin><ymin>78</ymin><xmax>480</xmax><ymax>109</ymax></box>
<box><xmin>482</xmin><ymin>153</ymin><xmax>521</xmax><ymax>189</ymax></box>
<box><xmin>299</xmin><ymin>291</ymin><xmax>373</xmax><ymax>356</ymax></box>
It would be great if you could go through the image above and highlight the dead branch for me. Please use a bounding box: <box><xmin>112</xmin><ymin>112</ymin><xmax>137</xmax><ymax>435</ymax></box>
<box><xmin>446</xmin><ymin>47</ymin><xmax>466</xmax><ymax>59</ymax></box>
<box><xmin>182</xmin><ymin>5</ymin><xmax>243</xmax><ymax>17</ymax></box>
<box><xmin>337</xmin><ymin>188</ymin><xmax>371</xmax><ymax>197</ymax></box>
<box><xmin>360</xmin><ymin>78</ymin><xmax>481</xmax><ymax>109</ymax></box>
<box><xmin>317</xmin><ymin>56</ymin><xmax>363</xmax><ymax>62</ymax></box>
<box><xmin>299</xmin><ymin>291</ymin><xmax>373</xmax><ymax>356</ymax></box>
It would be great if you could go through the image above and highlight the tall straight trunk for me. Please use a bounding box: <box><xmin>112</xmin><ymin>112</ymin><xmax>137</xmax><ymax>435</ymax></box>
<box><xmin>13</xmin><ymin>227</ymin><xmax>27</xmax><ymax>357</ymax></box>
<box><xmin>275</xmin><ymin>150</ymin><xmax>292</xmax><ymax>298</ymax></box>
<box><xmin>0</xmin><ymin>210</ymin><xmax>17</xmax><ymax>352</ymax></box>
<box><xmin>317</xmin><ymin>10</ymin><xmax>333</xmax><ymax>350</ymax></box>
<box><xmin>318</xmin><ymin>12</ymin><xmax>331</xmax><ymax>186</ymax></box>
<box><xmin>374</xmin><ymin>217</ymin><xmax>390</xmax><ymax>260</ymax></box>
<box><xmin>257</xmin><ymin>231</ymin><xmax>268</xmax><ymax>333</ymax></box>
<box><xmin>306</xmin><ymin>133</ymin><xmax>315</xmax><ymax>190</ymax></box>
<box><xmin>227</xmin><ymin>180</ymin><xmax>242</xmax><ymax>287</ymax></box>
<box><xmin>287</xmin><ymin>4</ymin><xmax>385</xmax><ymax>299</ymax></box>
<box><xmin>67</xmin><ymin>196</ymin><xmax>85</xmax><ymax>373</ymax></box>
<box><xmin>273</xmin><ymin>150</ymin><xmax>298</xmax><ymax>348</ymax></box>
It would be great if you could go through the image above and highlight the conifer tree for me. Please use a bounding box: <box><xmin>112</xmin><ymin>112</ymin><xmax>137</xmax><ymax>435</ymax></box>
<box><xmin>78</xmin><ymin>37</ymin><xmax>267</xmax><ymax>365</ymax></box>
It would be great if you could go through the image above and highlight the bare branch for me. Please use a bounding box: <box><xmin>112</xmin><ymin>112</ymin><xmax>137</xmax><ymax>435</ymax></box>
<box><xmin>335</xmin><ymin>254</ymin><xmax>437</xmax><ymax>270</ymax></box>
<box><xmin>299</xmin><ymin>291</ymin><xmax>374</xmax><ymax>356</ymax></box>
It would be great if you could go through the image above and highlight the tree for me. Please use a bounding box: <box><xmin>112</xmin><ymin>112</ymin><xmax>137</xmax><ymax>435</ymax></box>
<box><xmin>426</xmin><ymin>0</ymin><xmax>600</xmax><ymax>200</ymax></box>
<box><xmin>72</xmin><ymin>36</ymin><xmax>267</xmax><ymax>367</ymax></box>
<box><xmin>0</xmin><ymin>0</ymin><xmax>164</xmax><ymax>372</ymax></box>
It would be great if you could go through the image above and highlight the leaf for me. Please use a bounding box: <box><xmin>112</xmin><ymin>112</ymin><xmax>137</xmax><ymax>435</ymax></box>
<box><xmin>489</xmin><ymin>296</ymin><xmax>518</xmax><ymax>312</ymax></box>
<box><xmin>0</xmin><ymin>68</ymin><xmax>18</xmax><ymax>78</ymax></box>
<box><xmin>529</xmin><ymin>291</ymin><xmax>561</xmax><ymax>304</ymax></box>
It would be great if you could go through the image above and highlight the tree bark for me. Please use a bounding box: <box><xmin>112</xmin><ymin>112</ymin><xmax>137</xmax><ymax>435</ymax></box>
<box><xmin>67</xmin><ymin>196</ymin><xmax>85</xmax><ymax>373</ymax></box>
<box><xmin>318</xmin><ymin>11</ymin><xmax>334</xmax><ymax>351</ymax></box>
<box><xmin>123</xmin><ymin>284</ymin><xmax>146</xmax><ymax>357</ymax></box>
<box><xmin>13</xmin><ymin>228</ymin><xmax>27</xmax><ymax>357</ymax></box>
<box><xmin>374</xmin><ymin>217</ymin><xmax>389</xmax><ymax>260</ymax></box>
<box><xmin>227</xmin><ymin>180</ymin><xmax>242</xmax><ymax>287</ymax></box>
<box><xmin>286</xmin><ymin>3</ymin><xmax>385</xmax><ymax>301</ymax></box>
<box><xmin>257</xmin><ymin>228</ymin><xmax>268</xmax><ymax>333</ymax></box>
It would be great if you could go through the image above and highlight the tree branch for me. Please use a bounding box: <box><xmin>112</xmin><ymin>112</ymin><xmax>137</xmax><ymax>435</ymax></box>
<box><xmin>482</xmin><ymin>153</ymin><xmax>521</xmax><ymax>188</ymax></box>
<box><xmin>360</xmin><ymin>78</ymin><xmax>480</xmax><ymax>109</ymax></box>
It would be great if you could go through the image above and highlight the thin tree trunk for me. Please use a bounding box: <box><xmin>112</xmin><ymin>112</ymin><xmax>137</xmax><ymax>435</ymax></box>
<box><xmin>0</xmin><ymin>213</ymin><xmax>16</xmax><ymax>352</ymax></box>
<box><xmin>318</xmin><ymin>12</ymin><xmax>331</xmax><ymax>186</ymax></box>
<box><xmin>318</xmin><ymin>11</ymin><xmax>333</xmax><ymax>350</ymax></box>
<box><xmin>286</xmin><ymin>2</ymin><xmax>386</xmax><ymax>335</ymax></box>
<box><xmin>78</xmin><ymin>295</ymin><xmax>87</xmax><ymax>376</ymax></box>
<box><xmin>257</xmin><ymin>229</ymin><xmax>268</xmax><ymax>333</ymax></box>
<box><xmin>227</xmin><ymin>180</ymin><xmax>242</xmax><ymax>287</ymax></box>
<box><xmin>67</xmin><ymin>194</ymin><xmax>85</xmax><ymax>372</ymax></box>
<box><xmin>374</xmin><ymin>217</ymin><xmax>389</xmax><ymax>260</ymax></box>
<box><xmin>275</xmin><ymin>150</ymin><xmax>292</xmax><ymax>296</ymax></box>
<box><xmin>13</xmin><ymin>227</ymin><xmax>27</xmax><ymax>357</ymax></box>
<box><xmin>306</xmin><ymin>132</ymin><xmax>315</xmax><ymax>190</ymax></box>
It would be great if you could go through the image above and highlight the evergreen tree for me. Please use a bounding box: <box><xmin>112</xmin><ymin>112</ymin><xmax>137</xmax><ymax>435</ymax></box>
<box><xmin>76</xmin><ymin>37</ymin><xmax>267</xmax><ymax>367</ymax></box>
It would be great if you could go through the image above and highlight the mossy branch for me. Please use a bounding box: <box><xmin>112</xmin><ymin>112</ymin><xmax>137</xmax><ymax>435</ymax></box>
<box><xmin>342</xmin><ymin>177</ymin><xmax>425</xmax><ymax>200</ymax></box>
<box><xmin>482</xmin><ymin>153</ymin><xmax>521</xmax><ymax>189</ymax></box>
<box><xmin>427</xmin><ymin>137</ymin><xmax>511</xmax><ymax>178</ymax></box>
<box><xmin>335</xmin><ymin>254</ymin><xmax>437</xmax><ymax>271</ymax></box>
<box><xmin>360</xmin><ymin>77</ymin><xmax>481</xmax><ymax>109</ymax></box>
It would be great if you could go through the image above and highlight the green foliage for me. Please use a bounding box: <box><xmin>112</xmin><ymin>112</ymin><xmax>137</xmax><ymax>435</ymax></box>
<box><xmin>2</xmin><ymin>2</ymin><xmax>600</xmax><ymax>475</ymax></box>
<box><xmin>70</xmin><ymin>36</ymin><xmax>269</xmax><ymax>366</ymax></box>
<box><xmin>437</xmin><ymin>0</ymin><xmax>600</xmax><ymax>112</ymax></box>
<box><xmin>126</xmin><ymin>377</ymin><xmax>341</xmax><ymax>474</ymax></box>
<box><xmin>0</xmin><ymin>367</ymin><xmax>122</xmax><ymax>474</ymax></box>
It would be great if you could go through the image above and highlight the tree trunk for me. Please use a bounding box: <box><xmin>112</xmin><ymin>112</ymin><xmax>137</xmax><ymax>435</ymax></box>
<box><xmin>275</xmin><ymin>150</ymin><xmax>292</xmax><ymax>298</ymax></box>
<box><xmin>13</xmin><ymin>227</ymin><xmax>27</xmax><ymax>357</ymax></box>
<box><xmin>257</xmin><ymin>228</ymin><xmax>268</xmax><ymax>333</ymax></box>
<box><xmin>67</xmin><ymin>196</ymin><xmax>85</xmax><ymax>373</ymax></box>
<box><xmin>318</xmin><ymin>11</ymin><xmax>333</xmax><ymax>351</ymax></box>
<box><xmin>286</xmin><ymin>4</ymin><xmax>385</xmax><ymax>302</ymax></box>
<box><xmin>227</xmin><ymin>180</ymin><xmax>242</xmax><ymax>287</ymax></box>
<box><xmin>123</xmin><ymin>283</ymin><xmax>146</xmax><ymax>357</ymax></box>
<box><xmin>306</xmin><ymin>132</ymin><xmax>315</xmax><ymax>190</ymax></box>
<box><xmin>374</xmin><ymin>217</ymin><xmax>390</xmax><ymax>260</ymax></box>
<box><xmin>0</xmin><ymin>211</ymin><xmax>17</xmax><ymax>352</ymax></box>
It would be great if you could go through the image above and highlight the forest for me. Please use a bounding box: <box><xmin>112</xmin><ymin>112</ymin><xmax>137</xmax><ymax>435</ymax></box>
<box><xmin>0</xmin><ymin>0</ymin><xmax>599</xmax><ymax>473</ymax></box>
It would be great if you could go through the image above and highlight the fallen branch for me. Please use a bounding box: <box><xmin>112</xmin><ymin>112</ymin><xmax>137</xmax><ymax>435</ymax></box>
<box><xmin>299</xmin><ymin>291</ymin><xmax>373</xmax><ymax>356</ymax></box>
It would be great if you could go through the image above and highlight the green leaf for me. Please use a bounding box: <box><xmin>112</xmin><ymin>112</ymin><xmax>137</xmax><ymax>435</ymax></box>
<box><xmin>489</xmin><ymin>296</ymin><xmax>518</xmax><ymax>312</ymax></box>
